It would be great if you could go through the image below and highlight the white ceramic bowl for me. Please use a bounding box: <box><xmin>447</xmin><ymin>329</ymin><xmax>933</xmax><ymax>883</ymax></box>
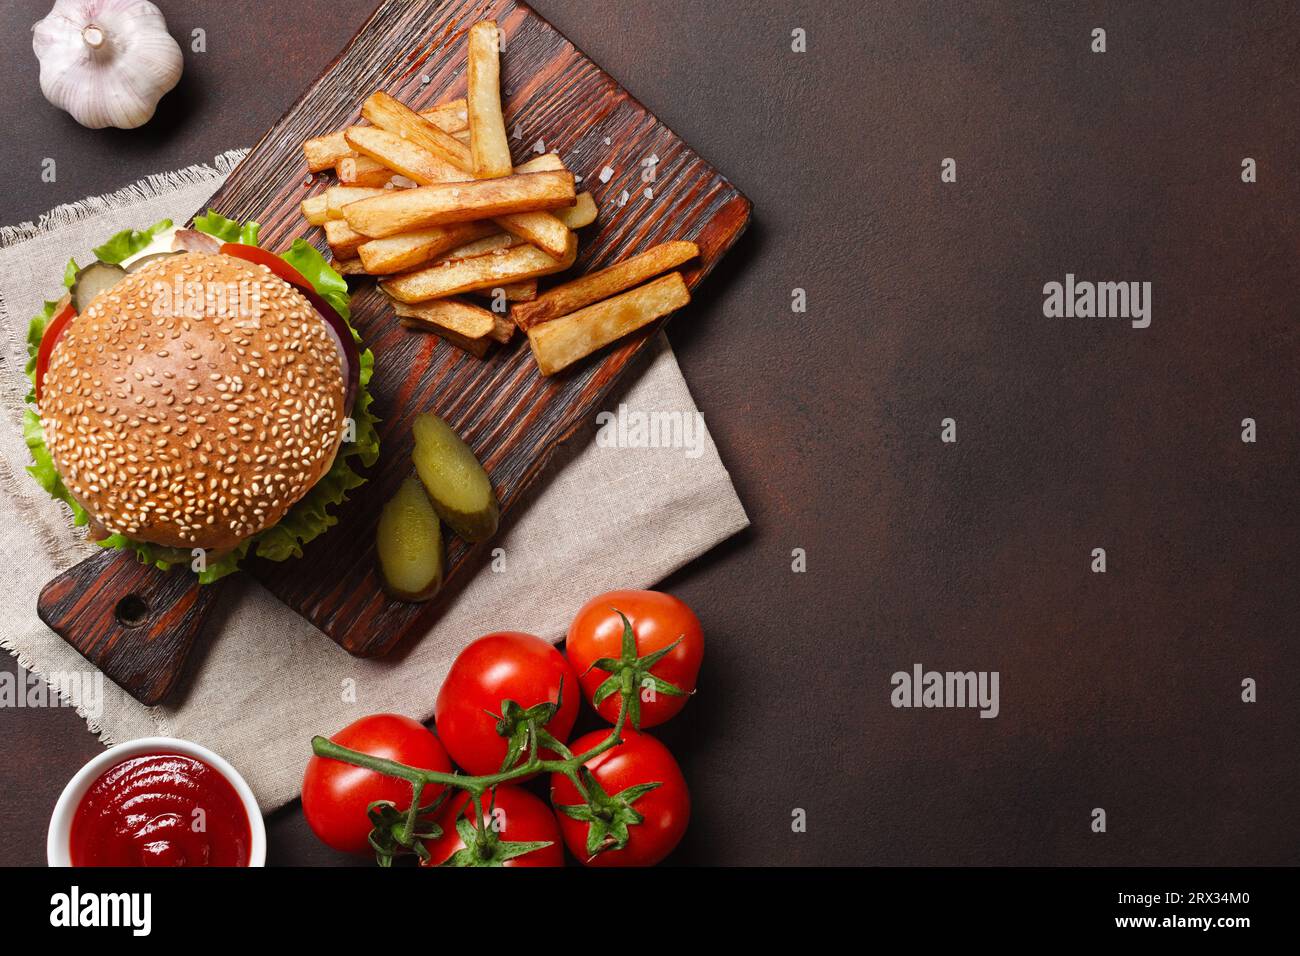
<box><xmin>47</xmin><ymin>736</ymin><xmax>266</xmax><ymax>867</ymax></box>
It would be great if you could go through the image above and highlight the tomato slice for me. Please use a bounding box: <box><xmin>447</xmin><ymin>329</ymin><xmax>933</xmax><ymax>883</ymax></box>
<box><xmin>220</xmin><ymin>242</ymin><xmax>360</xmax><ymax>410</ymax></box>
<box><xmin>34</xmin><ymin>297</ymin><xmax>76</xmax><ymax>404</ymax></box>
<box><xmin>219</xmin><ymin>242</ymin><xmax>312</xmax><ymax>289</ymax></box>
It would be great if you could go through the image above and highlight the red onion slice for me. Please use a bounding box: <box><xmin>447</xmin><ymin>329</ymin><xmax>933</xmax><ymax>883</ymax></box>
<box><xmin>296</xmin><ymin>285</ymin><xmax>360</xmax><ymax>414</ymax></box>
<box><xmin>171</xmin><ymin>229</ymin><xmax>222</xmax><ymax>255</ymax></box>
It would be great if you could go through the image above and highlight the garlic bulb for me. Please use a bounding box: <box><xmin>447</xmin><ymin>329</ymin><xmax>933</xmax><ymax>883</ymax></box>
<box><xmin>32</xmin><ymin>0</ymin><xmax>183</xmax><ymax>130</ymax></box>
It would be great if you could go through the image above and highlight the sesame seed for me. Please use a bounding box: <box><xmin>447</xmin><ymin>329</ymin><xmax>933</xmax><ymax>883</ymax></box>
<box><xmin>39</xmin><ymin>252</ymin><xmax>347</xmax><ymax>552</ymax></box>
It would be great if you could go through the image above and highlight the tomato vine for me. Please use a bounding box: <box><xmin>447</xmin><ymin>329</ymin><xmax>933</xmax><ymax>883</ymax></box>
<box><xmin>309</xmin><ymin>611</ymin><xmax>679</xmax><ymax>866</ymax></box>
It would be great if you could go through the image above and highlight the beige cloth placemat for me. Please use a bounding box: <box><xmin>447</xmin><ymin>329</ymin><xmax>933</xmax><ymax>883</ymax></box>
<box><xmin>0</xmin><ymin>151</ymin><xmax>748</xmax><ymax>811</ymax></box>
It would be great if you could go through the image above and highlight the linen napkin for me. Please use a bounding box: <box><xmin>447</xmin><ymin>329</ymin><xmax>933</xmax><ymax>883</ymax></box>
<box><xmin>0</xmin><ymin>152</ymin><xmax>748</xmax><ymax>810</ymax></box>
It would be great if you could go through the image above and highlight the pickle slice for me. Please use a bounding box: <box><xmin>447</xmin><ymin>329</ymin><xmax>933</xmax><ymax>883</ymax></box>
<box><xmin>71</xmin><ymin>261</ymin><xmax>128</xmax><ymax>313</ymax></box>
<box><xmin>376</xmin><ymin>477</ymin><xmax>444</xmax><ymax>601</ymax></box>
<box><xmin>411</xmin><ymin>412</ymin><xmax>500</xmax><ymax>542</ymax></box>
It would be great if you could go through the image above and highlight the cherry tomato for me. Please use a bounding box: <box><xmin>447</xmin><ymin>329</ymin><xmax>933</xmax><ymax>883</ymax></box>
<box><xmin>550</xmin><ymin>729</ymin><xmax>689</xmax><ymax>867</ymax></box>
<box><xmin>34</xmin><ymin>297</ymin><xmax>76</xmax><ymax>403</ymax></box>
<box><xmin>566</xmin><ymin>590</ymin><xmax>704</xmax><ymax>727</ymax></box>
<box><xmin>421</xmin><ymin>786</ymin><xmax>564</xmax><ymax>867</ymax></box>
<box><xmin>302</xmin><ymin>713</ymin><xmax>451</xmax><ymax>855</ymax></box>
<box><xmin>435</xmin><ymin>632</ymin><xmax>579</xmax><ymax>777</ymax></box>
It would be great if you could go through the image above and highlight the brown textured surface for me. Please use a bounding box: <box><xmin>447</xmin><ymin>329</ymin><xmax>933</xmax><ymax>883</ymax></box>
<box><xmin>2</xmin><ymin>1</ymin><xmax>1298</xmax><ymax>866</ymax></box>
<box><xmin>38</xmin><ymin>0</ymin><xmax>750</xmax><ymax>675</ymax></box>
<box><xmin>37</xmin><ymin>550</ymin><xmax>223</xmax><ymax>705</ymax></box>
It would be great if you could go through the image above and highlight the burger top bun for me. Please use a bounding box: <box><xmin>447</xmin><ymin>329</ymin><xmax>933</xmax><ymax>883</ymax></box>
<box><xmin>39</xmin><ymin>251</ymin><xmax>348</xmax><ymax>553</ymax></box>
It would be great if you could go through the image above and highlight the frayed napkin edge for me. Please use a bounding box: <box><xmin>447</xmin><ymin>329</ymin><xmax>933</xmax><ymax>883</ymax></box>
<box><xmin>0</xmin><ymin>149</ymin><xmax>250</xmax><ymax>250</ymax></box>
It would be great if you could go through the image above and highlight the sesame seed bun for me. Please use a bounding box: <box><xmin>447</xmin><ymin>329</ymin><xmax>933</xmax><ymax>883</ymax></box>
<box><xmin>39</xmin><ymin>252</ymin><xmax>348</xmax><ymax>553</ymax></box>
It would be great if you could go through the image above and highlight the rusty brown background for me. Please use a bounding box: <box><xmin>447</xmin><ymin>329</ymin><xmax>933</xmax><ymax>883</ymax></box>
<box><xmin>1</xmin><ymin>0</ymin><xmax>1296</xmax><ymax>866</ymax></box>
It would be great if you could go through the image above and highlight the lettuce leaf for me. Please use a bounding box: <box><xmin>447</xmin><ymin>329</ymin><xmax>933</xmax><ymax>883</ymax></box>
<box><xmin>282</xmin><ymin>238</ymin><xmax>352</xmax><ymax>320</ymax></box>
<box><xmin>24</xmin><ymin>211</ymin><xmax>379</xmax><ymax>583</ymax></box>
<box><xmin>26</xmin><ymin>299</ymin><xmax>59</xmax><ymax>378</ymax></box>
<box><xmin>23</xmin><ymin>407</ymin><xmax>88</xmax><ymax>527</ymax></box>
<box><xmin>91</xmin><ymin>219</ymin><xmax>174</xmax><ymax>264</ymax></box>
<box><xmin>193</xmin><ymin>210</ymin><xmax>261</xmax><ymax>246</ymax></box>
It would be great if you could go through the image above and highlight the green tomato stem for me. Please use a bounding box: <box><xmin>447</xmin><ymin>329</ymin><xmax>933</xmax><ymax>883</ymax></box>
<box><xmin>309</xmin><ymin>695</ymin><xmax>632</xmax><ymax>826</ymax></box>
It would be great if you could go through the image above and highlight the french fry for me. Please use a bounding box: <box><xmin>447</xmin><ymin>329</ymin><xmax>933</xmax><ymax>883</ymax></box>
<box><xmin>399</xmin><ymin>317</ymin><xmax>492</xmax><ymax>358</ymax></box>
<box><xmin>467</xmin><ymin>21</ymin><xmax>512</xmax><ymax>178</ymax></box>
<box><xmin>554</xmin><ymin>192</ymin><xmax>598</xmax><ymax>230</ymax></box>
<box><xmin>381</xmin><ymin>234</ymin><xmax>577</xmax><ymax>303</ymax></box>
<box><xmin>337</xmin><ymin>155</ymin><xmax>394</xmax><ymax>187</ymax></box>
<box><xmin>470</xmin><ymin>281</ymin><xmax>537</xmax><ymax>303</ymax></box>
<box><xmin>357</xmin><ymin>221</ymin><xmax>497</xmax><ymax>275</ymax></box>
<box><xmin>512</xmin><ymin>240</ymin><xmax>699</xmax><ymax>329</ymax></box>
<box><xmin>345</xmin><ymin>126</ymin><xmax>466</xmax><ymax>187</ymax></box>
<box><xmin>344</xmin><ymin>171</ymin><xmax>575</xmax><ymax>238</ymax></box>
<box><xmin>359</xmin><ymin>100</ymin><xmax>565</xmax><ymax>179</ymax></box>
<box><xmin>527</xmin><ymin>272</ymin><xmax>691</xmax><ymax>376</ymax></box>
<box><xmin>418</xmin><ymin>99</ymin><xmax>471</xmax><ymax>137</ymax></box>
<box><xmin>395</xmin><ymin>294</ymin><xmax>516</xmax><ymax>345</ymax></box>
<box><xmin>513</xmin><ymin>154</ymin><xmax>567</xmax><ymax>175</ymax></box>
<box><xmin>302</xmin><ymin>99</ymin><xmax>469</xmax><ymax>172</ymax></box>
<box><xmin>443</xmin><ymin>231</ymin><xmax>521</xmax><ymax>260</ymax></box>
<box><xmin>489</xmin><ymin>309</ymin><xmax>516</xmax><ymax>343</ymax></box>
<box><xmin>361</xmin><ymin>95</ymin><xmax>573</xmax><ymax>257</ymax></box>
<box><xmin>363</xmin><ymin>91</ymin><xmax>473</xmax><ymax>171</ymax></box>
<box><xmin>331</xmin><ymin>257</ymin><xmax>367</xmax><ymax>276</ymax></box>
<box><xmin>392</xmin><ymin>298</ymin><xmax>496</xmax><ymax>339</ymax></box>
<box><xmin>305</xmin><ymin>134</ymin><xmax>353</xmax><ymax>174</ymax></box>
<box><xmin>433</xmin><ymin>232</ymin><xmax>539</xmax><ymax>298</ymax></box>
<box><xmin>324</xmin><ymin>219</ymin><xmax>367</xmax><ymax>259</ymax></box>
<box><xmin>492</xmin><ymin>209</ymin><xmax>571</xmax><ymax>261</ymax></box>
<box><xmin>489</xmin><ymin>155</ymin><xmax>572</xmax><ymax>256</ymax></box>
<box><xmin>325</xmin><ymin>185</ymin><xmax>390</xmax><ymax>219</ymax></box>
<box><xmin>301</xmin><ymin>193</ymin><xmax>329</xmax><ymax>226</ymax></box>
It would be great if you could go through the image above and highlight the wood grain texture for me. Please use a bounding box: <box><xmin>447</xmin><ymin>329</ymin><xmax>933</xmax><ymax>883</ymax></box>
<box><xmin>41</xmin><ymin>0</ymin><xmax>750</xmax><ymax>686</ymax></box>
<box><xmin>37</xmin><ymin>552</ymin><xmax>223</xmax><ymax>706</ymax></box>
<box><xmin>214</xmin><ymin>0</ymin><xmax>749</xmax><ymax>656</ymax></box>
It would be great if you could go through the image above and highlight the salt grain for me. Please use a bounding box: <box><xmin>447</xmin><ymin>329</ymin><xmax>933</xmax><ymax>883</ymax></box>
<box><xmin>531</xmin><ymin>138</ymin><xmax>546</xmax><ymax>154</ymax></box>
<box><xmin>598</xmin><ymin>166</ymin><xmax>614</xmax><ymax>183</ymax></box>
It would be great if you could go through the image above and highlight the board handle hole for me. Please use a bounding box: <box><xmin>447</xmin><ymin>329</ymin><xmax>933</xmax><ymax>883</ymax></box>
<box><xmin>114</xmin><ymin>594</ymin><xmax>150</xmax><ymax>628</ymax></box>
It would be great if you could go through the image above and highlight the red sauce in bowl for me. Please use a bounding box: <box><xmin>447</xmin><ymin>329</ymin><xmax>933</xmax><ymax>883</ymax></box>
<box><xmin>69</xmin><ymin>753</ymin><xmax>252</xmax><ymax>867</ymax></box>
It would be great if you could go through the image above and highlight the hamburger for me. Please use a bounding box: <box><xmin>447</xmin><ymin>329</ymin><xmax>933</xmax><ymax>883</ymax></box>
<box><xmin>24</xmin><ymin>211</ymin><xmax>379</xmax><ymax>582</ymax></box>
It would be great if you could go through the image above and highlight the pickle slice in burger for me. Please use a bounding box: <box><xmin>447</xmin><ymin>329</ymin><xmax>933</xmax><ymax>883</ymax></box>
<box><xmin>69</xmin><ymin>261</ymin><xmax>128</xmax><ymax>313</ymax></box>
<box><xmin>377</xmin><ymin>477</ymin><xmax>444</xmax><ymax>601</ymax></box>
<box><xmin>411</xmin><ymin>412</ymin><xmax>500</xmax><ymax>543</ymax></box>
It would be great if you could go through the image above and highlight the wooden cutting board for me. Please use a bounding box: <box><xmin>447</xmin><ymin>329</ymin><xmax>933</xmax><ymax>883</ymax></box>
<box><xmin>37</xmin><ymin>0</ymin><xmax>750</xmax><ymax>704</ymax></box>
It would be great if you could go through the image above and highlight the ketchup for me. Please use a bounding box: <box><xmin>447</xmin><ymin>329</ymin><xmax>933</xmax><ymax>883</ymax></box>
<box><xmin>69</xmin><ymin>754</ymin><xmax>252</xmax><ymax>867</ymax></box>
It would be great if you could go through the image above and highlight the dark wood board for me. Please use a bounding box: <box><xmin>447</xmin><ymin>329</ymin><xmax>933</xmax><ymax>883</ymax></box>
<box><xmin>37</xmin><ymin>550</ymin><xmax>223</xmax><ymax>705</ymax></box>
<box><xmin>39</xmin><ymin>0</ymin><xmax>750</xmax><ymax>693</ymax></box>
